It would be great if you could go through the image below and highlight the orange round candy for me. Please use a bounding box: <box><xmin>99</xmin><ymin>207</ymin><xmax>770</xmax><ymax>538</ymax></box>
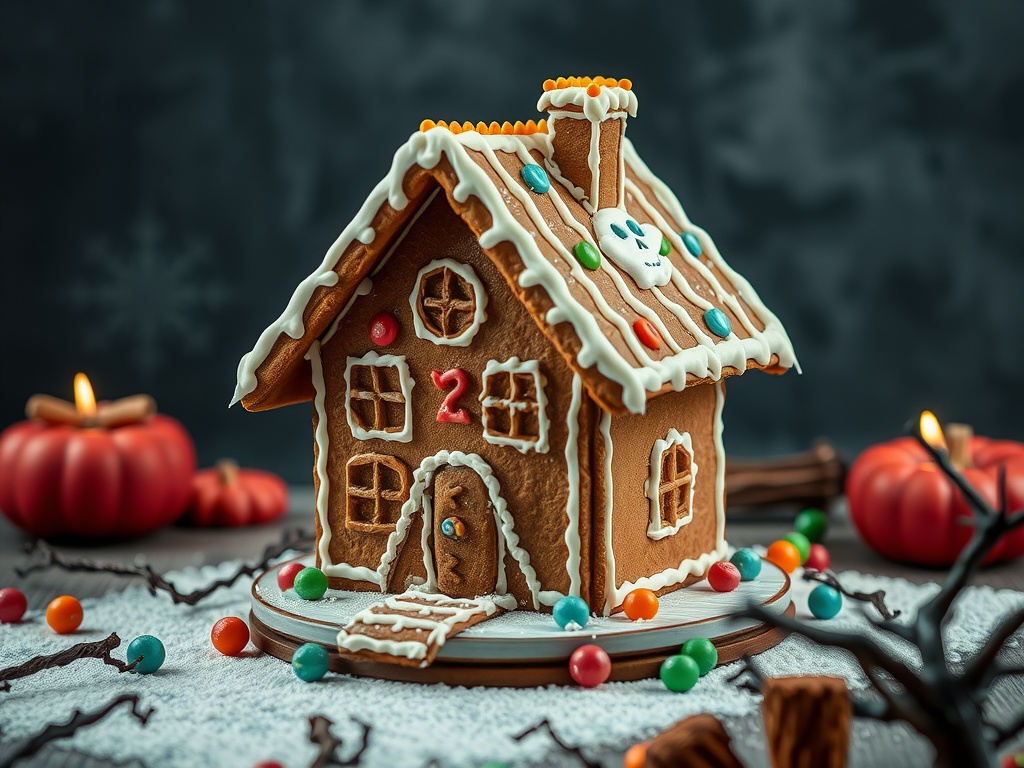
<box><xmin>624</xmin><ymin>742</ymin><xmax>648</xmax><ymax>768</ymax></box>
<box><xmin>622</xmin><ymin>588</ymin><xmax>659</xmax><ymax>621</ymax></box>
<box><xmin>46</xmin><ymin>595</ymin><xmax>83</xmax><ymax>634</ymax></box>
<box><xmin>766</xmin><ymin>540</ymin><xmax>801</xmax><ymax>574</ymax></box>
<box><xmin>211</xmin><ymin>616</ymin><xmax>250</xmax><ymax>656</ymax></box>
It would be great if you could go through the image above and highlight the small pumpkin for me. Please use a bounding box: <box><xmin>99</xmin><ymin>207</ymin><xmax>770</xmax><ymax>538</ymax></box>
<box><xmin>185</xmin><ymin>460</ymin><xmax>288</xmax><ymax>527</ymax></box>
<box><xmin>847</xmin><ymin>429</ymin><xmax>1024</xmax><ymax>566</ymax></box>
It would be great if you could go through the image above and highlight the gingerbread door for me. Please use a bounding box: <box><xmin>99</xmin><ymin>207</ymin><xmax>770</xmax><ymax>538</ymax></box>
<box><xmin>431</xmin><ymin>465</ymin><xmax>498</xmax><ymax>598</ymax></box>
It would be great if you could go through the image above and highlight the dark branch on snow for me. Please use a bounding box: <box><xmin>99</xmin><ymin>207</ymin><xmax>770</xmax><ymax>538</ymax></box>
<box><xmin>0</xmin><ymin>633</ymin><xmax>139</xmax><ymax>693</ymax></box>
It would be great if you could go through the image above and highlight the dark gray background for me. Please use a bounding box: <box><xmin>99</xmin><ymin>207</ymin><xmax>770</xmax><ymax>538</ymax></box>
<box><xmin>3</xmin><ymin>0</ymin><xmax>1023</xmax><ymax>483</ymax></box>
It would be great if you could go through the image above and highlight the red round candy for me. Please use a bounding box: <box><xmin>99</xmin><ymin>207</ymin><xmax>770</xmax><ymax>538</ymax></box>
<box><xmin>277</xmin><ymin>562</ymin><xmax>305</xmax><ymax>591</ymax></box>
<box><xmin>0</xmin><ymin>588</ymin><xmax>27</xmax><ymax>624</ymax></box>
<box><xmin>369</xmin><ymin>313</ymin><xmax>399</xmax><ymax>346</ymax></box>
<box><xmin>568</xmin><ymin>644</ymin><xmax>611</xmax><ymax>688</ymax></box>
<box><xmin>707</xmin><ymin>562</ymin><xmax>741</xmax><ymax>592</ymax></box>
<box><xmin>804</xmin><ymin>543</ymin><xmax>831</xmax><ymax>572</ymax></box>
<box><xmin>211</xmin><ymin>616</ymin><xmax>250</xmax><ymax>656</ymax></box>
<box><xmin>253</xmin><ymin>763</ymin><xmax>286</xmax><ymax>768</ymax></box>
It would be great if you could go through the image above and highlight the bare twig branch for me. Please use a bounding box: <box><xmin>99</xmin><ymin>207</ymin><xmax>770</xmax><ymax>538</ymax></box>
<box><xmin>725</xmin><ymin>656</ymin><xmax>766</xmax><ymax>695</ymax></box>
<box><xmin>0</xmin><ymin>694</ymin><xmax>152</xmax><ymax>768</ymax></box>
<box><xmin>513</xmin><ymin>718</ymin><xmax>600</xmax><ymax>768</ymax></box>
<box><xmin>17</xmin><ymin>530</ymin><xmax>313</xmax><ymax>606</ymax></box>
<box><xmin>802</xmin><ymin>570</ymin><xmax>902</xmax><ymax>621</ymax></box>
<box><xmin>308</xmin><ymin>715</ymin><xmax>372</xmax><ymax>767</ymax></box>
<box><xmin>0</xmin><ymin>633</ymin><xmax>138</xmax><ymax>693</ymax></box>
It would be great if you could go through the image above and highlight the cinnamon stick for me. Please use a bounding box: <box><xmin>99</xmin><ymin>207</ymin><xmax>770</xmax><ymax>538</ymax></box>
<box><xmin>95</xmin><ymin>394</ymin><xmax>157</xmax><ymax>427</ymax></box>
<box><xmin>727</xmin><ymin>441</ymin><xmax>846</xmax><ymax>509</ymax></box>
<box><xmin>25</xmin><ymin>395</ymin><xmax>83</xmax><ymax>426</ymax></box>
<box><xmin>946</xmin><ymin>423</ymin><xmax>974</xmax><ymax>471</ymax></box>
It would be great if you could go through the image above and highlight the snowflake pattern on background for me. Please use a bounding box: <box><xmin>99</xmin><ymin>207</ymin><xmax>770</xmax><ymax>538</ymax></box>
<box><xmin>66</xmin><ymin>214</ymin><xmax>230</xmax><ymax>375</ymax></box>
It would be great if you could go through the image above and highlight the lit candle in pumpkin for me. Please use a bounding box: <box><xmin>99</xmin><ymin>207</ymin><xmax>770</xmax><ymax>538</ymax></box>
<box><xmin>846</xmin><ymin>411</ymin><xmax>1024</xmax><ymax>567</ymax></box>
<box><xmin>0</xmin><ymin>373</ymin><xmax>196</xmax><ymax>539</ymax></box>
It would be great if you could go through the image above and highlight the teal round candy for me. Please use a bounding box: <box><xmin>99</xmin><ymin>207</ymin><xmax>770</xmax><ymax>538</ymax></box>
<box><xmin>808</xmin><ymin>584</ymin><xmax>843</xmax><ymax>620</ymax></box>
<box><xmin>293</xmin><ymin>567</ymin><xmax>328</xmax><ymax>601</ymax></box>
<box><xmin>660</xmin><ymin>654</ymin><xmax>700</xmax><ymax>692</ymax></box>
<box><xmin>729</xmin><ymin>548</ymin><xmax>762</xmax><ymax>581</ymax></box>
<box><xmin>680</xmin><ymin>637</ymin><xmax>718</xmax><ymax>676</ymax></box>
<box><xmin>659</xmin><ymin>235</ymin><xmax>671</xmax><ymax>256</ymax></box>
<box><xmin>573</xmin><ymin>241</ymin><xmax>601</xmax><ymax>270</ymax></box>
<box><xmin>292</xmin><ymin>642</ymin><xmax>330</xmax><ymax>682</ymax></box>
<box><xmin>681</xmin><ymin>231</ymin><xmax>702</xmax><ymax>256</ymax></box>
<box><xmin>552</xmin><ymin>595</ymin><xmax>590</xmax><ymax>630</ymax></box>
<box><xmin>795</xmin><ymin>508</ymin><xmax>828</xmax><ymax>543</ymax></box>
<box><xmin>782</xmin><ymin>532</ymin><xmax>811</xmax><ymax>564</ymax></box>
<box><xmin>127</xmin><ymin>635</ymin><xmax>165</xmax><ymax>675</ymax></box>
<box><xmin>520</xmin><ymin>164</ymin><xmax>550</xmax><ymax>194</ymax></box>
<box><xmin>704</xmin><ymin>308</ymin><xmax>732</xmax><ymax>337</ymax></box>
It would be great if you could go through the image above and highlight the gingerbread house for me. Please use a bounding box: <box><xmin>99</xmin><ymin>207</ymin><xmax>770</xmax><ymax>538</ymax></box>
<box><xmin>232</xmin><ymin>77</ymin><xmax>797</xmax><ymax>617</ymax></box>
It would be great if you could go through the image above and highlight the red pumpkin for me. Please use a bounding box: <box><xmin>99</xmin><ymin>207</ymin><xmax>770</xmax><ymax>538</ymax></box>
<box><xmin>0</xmin><ymin>414</ymin><xmax>196</xmax><ymax>539</ymax></box>
<box><xmin>185</xmin><ymin>460</ymin><xmax>288</xmax><ymax>527</ymax></box>
<box><xmin>847</xmin><ymin>436</ymin><xmax>1024</xmax><ymax>566</ymax></box>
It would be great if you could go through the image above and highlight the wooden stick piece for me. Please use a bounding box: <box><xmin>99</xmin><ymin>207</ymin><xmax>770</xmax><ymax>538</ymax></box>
<box><xmin>946</xmin><ymin>423</ymin><xmax>974</xmax><ymax>471</ymax></box>
<box><xmin>762</xmin><ymin>676</ymin><xmax>852</xmax><ymax>768</ymax></box>
<box><xmin>95</xmin><ymin>395</ymin><xmax>157</xmax><ymax>428</ymax></box>
<box><xmin>24</xmin><ymin>395</ymin><xmax>83</xmax><ymax>426</ymax></box>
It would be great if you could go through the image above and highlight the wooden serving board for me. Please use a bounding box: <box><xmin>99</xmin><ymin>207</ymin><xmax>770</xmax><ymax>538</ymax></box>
<box><xmin>250</xmin><ymin>554</ymin><xmax>792</xmax><ymax>687</ymax></box>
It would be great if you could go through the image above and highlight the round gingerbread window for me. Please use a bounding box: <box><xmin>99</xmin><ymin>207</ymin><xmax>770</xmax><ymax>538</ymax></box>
<box><xmin>410</xmin><ymin>259</ymin><xmax>487</xmax><ymax>347</ymax></box>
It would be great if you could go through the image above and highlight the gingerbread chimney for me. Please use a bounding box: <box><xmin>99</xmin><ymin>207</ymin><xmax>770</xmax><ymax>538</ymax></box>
<box><xmin>538</xmin><ymin>76</ymin><xmax>637</xmax><ymax>213</ymax></box>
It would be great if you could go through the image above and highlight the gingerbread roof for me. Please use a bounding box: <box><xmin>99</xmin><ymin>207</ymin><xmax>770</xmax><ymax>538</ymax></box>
<box><xmin>232</xmin><ymin>81</ymin><xmax>798</xmax><ymax>415</ymax></box>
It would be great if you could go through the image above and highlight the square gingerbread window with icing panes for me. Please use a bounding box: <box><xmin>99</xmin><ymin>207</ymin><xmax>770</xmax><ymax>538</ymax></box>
<box><xmin>478</xmin><ymin>358</ymin><xmax>549</xmax><ymax>454</ymax></box>
<box><xmin>345</xmin><ymin>453</ymin><xmax>411</xmax><ymax>532</ymax></box>
<box><xmin>645</xmin><ymin>429</ymin><xmax>699</xmax><ymax>540</ymax></box>
<box><xmin>343</xmin><ymin>351</ymin><xmax>414</xmax><ymax>443</ymax></box>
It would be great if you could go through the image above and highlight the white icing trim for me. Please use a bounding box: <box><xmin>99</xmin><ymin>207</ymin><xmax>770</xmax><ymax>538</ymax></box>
<box><xmin>307</xmin><ymin>341</ymin><xmax>384</xmax><ymax>586</ymax></box>
<box><xmin>479</xmin><ymin>357</ymin><xmax>549</xmax><ymax>454</ymax></box>
<box><xmin>563</xmin><ymin>374</ymin><xmax>583</xmax><ymax>597</ymax></box>
<box><xmin>408</xmin><ymin>258</ymin><xmax>488</xmax><ymax>347</ymax></box>
<box><xmin>343</xmin><ymin>351</ymin><xmax>415</xmax><ymax>443</ymax></box>
<box><xmin>600</xmin><ymin>412</ymin><xmax>616</xmax><ymax>616</ymax></box>
<box><xmin>602</xmin><ymin>382</ymin><xmax>729</xmax><ymax>614</ymax></box>
<box><xmin>644</xmin><ymin>429</ymin><xmax>699</xmax><ymax>540</ymax></box>
<box><xmin>537</xmin><ymin>86</ymin><xmax>638</xmax><ymax>122</ymax></box>
<box><xmin>376</xmin><ymin>451</ymin><xmax>543</xmax><ymax>610</ymax></box>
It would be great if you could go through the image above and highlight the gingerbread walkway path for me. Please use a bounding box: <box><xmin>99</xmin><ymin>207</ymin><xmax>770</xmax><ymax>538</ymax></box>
<box><xmin>336</xmin><ymin>591</ymin><xmax>515</xmax><ymax>668</ymax></box>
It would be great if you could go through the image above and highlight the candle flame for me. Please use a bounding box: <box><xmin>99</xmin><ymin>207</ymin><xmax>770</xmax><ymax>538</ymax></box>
<box><xmin>919</xmin><ymin>410</ymin><xmax>947</xmax><ymax>451</ymax></box>
<box><xmin>74</xmin><ymin>373</ymin><xmax>97</xmax><ymax>417</ymax></box>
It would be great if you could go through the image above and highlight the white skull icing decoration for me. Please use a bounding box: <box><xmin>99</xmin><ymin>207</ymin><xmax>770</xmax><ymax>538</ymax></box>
<box><xmin>592</xmin><ymin>209</ymin><xmax>672</xmax><ymax>290</ymax></box>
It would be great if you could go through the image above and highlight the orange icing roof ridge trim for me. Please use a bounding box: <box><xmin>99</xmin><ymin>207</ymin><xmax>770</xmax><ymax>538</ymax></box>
<box><xmin>419</xmin><ymin>118</ymin><xmax>548</xmax><ymax>135</ymax></box>
<box><xmin>542</xmin><ymin>76</ymin><xmax>632</xmax><ymax>92</ymax></box>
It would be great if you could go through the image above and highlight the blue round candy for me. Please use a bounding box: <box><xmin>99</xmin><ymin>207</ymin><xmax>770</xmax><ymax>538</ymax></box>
<box><xmin>292</xmin><ymin>642</ymin><xmax>331</xmax><ymax>682</ymax></box>
<box><xmin>729</xmin><ymin>548</ymin><xmax>762</xmax><ymax>581</ymax></box>
<box><xmin>808</xmin><ymin>584</ymin><xmax>843</xmax><ymax>620</ymax></box>
<box><xmin>552</xmin><ymin>595</ymin><xmax>590</xmax><ymax>630</ymax></box>
<box><xmin>704</xmin><ymin>308</ymin><xmax>732</xmax><ymax>337</ymax></box>
<box><xmin>681</xmin><ymin>231</ymin><xmax>702</xmax><ymax>256</ymax></box>
<box><xmin>520</xmin><ymin>164</ymin><xmax>550</xmax><ymax>194</ymax></box>
<box><xmin>127</xmin><ymin>635</ymin><xmax>165</xmax><ymax>675</ymax></box>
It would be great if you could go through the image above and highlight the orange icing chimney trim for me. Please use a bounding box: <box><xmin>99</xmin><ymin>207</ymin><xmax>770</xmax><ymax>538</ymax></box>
<box><xmin>419</xmin><ymin>119</ymin><xmax>548</xmax><ymax>135</ymax></box>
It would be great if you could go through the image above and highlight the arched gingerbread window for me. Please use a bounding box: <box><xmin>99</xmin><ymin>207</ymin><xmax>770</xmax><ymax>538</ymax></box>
<box><xmin>410</xmin><ymin>259</ymin><xmax>487</xmax><ymax>346</ymax></box>
<box><xmin>645</xmin><ymin>430</ymin><xmax>698</xmax><ymax>540</ymax></box>
<box><xmin>345</xmin><ymin>453</ymin><xmax>411</xmax><ymax>532</ymax></box>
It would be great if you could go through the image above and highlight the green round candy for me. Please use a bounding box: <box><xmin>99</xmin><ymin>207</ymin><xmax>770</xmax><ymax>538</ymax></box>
<box><xmin>782</xmin><ymin>532</ymin><xmax>811</xmax><ymax>564</ymax></box>
<box><xmin>293</xmin><ymin>567</ymin><xmax>328</xmax><ymax>600</ymax></box>
<box><xmin>573</xmin><ymin>241</ymin><xmax>601</xmax><ymax>270</ymax></box>
<box><xmin>480</xmin><ymin>764</ymin><xmax>510</xmax><ymax>768</ymax></box>
<box><xmin>659</xmin><ymin>654</ymin><xmax>700</xmax><ymax>692</ymax></box>
<box><xmin>795</xmin><ymin>508</ymin><xmax>828</xmax><ymax>543</ymax></box>
<box><xmin>680</xmin><ymin>637</ymin><xmax>718</xmax><ymax>676</ymax></box>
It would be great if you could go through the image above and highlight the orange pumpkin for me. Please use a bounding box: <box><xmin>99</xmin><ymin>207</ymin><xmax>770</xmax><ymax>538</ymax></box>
<box><xmin>185</xmin><ymin>460</ymin><xmax>288</xmax><ymax>527</ymax></box>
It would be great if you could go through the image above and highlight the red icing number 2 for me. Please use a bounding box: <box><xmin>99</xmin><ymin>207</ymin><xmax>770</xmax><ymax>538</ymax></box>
<box><xmin>431</xmin><ymin>369</ymin><xmax>471</xmax><ymax>424</ymax></box>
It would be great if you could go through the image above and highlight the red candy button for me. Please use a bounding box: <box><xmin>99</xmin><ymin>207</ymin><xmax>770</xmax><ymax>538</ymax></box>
<box><xmin>568</xmin><ymin>644</ymin><xmax>611</xmax><ymax>688</ymax></box>
<box><xmin>633</xmin><ymin>318</ymin><xmax>662</xmax><ymax>350</ymax></box>
<box><xmin>277</xmin><ymin>562</ymin><xmax>305</xmax><ymax>591</ymax></box>
<box><xmin>369</xmin><ymin>313</ymin><xmax>399</xmax><ymax>346</ymax></box>
<box><xmin>707</xmin><ymin>562</ymin><xmax>741</xmax><ymax>592</ymax></box>
<box><xmin>805</xmin><ymin>543</ymin><xmax>831</xmax><ymax>572</ymax></box>
<box><xmin>0</xmin><ymin>588</ymin><xmax>27</xmax><ymax>624</ymax></box>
